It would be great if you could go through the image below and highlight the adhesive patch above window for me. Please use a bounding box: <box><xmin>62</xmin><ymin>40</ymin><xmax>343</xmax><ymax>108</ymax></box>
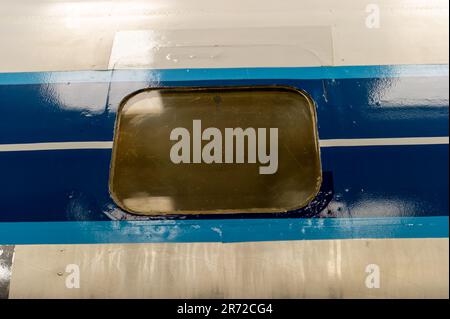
<box><xmin>110</xmin><ymin>87</ymin><xmax>322</xmax><ymax>215</ymax></box>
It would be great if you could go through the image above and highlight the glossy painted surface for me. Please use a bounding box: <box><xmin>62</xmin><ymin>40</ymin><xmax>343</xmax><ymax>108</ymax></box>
<box><xmin>0</xmin><ymin>66</ymin><xmax>447</xmax><ymax>247</ymax></box>
<box><xmin>0</xmin><ymin>217</ymin><xmax>448</xmax><ymax>245</ymax></box>
<box><xmin>1</xmin><ymin>0</ymin><xmax>448</xmax><ymax>72</ymax></box>
<box><xmin>0</xmin><ymin>66</ymin><xmax>448</xmax><ymax>224</ymax></box>
<box><xmin>1</xmin><ymin>66</ymin><xmax>448</xmax><ymax>145</ymax></box>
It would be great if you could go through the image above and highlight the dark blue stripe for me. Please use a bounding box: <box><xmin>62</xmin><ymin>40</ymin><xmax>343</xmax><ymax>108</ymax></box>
<box><xmin>0</xmin><ymin>76</ymin><xmax>448</xmax><ymax>144</ymax></box>
<box><xmin>0</xmin><ymin>144</ymin><xmax>447</xmax><ymax>221</ymax></box>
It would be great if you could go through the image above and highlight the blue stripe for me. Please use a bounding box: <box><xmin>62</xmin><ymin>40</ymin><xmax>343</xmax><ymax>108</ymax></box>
<box><xmin>0</xmin><ymin>217</ymin><xmax>447</xmax><ymax>245</ymax></box>
<box><xmin>0</xmin><ymin>144</ymin><xmax>448</xmax><ymax>221</ymax></box>
<box><xmin>0</xmin><ymin>64</ymin><xmax>448</xmax><ymax>243</ymax></box>
<box><xmin>0</xmin><ymin>74</ymin><xmax>448</xmax><ymax>144</ymax></box>
<box><xmin>0</xmin><ymin>64</ymin><xmax>448</xmax><ymax>85</ymax></box>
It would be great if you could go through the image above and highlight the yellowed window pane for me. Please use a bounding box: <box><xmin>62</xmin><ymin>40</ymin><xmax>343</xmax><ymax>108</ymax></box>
<box><xmin>110</xmin><ymin>87</ymin><xmax>322</xmax><ymax>215</ymax></box>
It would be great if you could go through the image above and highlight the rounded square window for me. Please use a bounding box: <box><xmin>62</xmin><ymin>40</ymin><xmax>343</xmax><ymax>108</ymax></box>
<box><xmin>110</xmin><ymin>87</ymin><xmax>322</xmax><ymax>215</ymax></box>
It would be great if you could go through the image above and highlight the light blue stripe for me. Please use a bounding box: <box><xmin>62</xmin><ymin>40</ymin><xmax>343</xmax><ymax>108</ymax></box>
<box><xmin>0</xmin><ymin>64</ymin><xmax>448</xmax><ymax>85</ymax></box>
<box><xmin>0</xmin><ymin>216</ymin><xmax>447</xmax><ymax>245</ymax></box>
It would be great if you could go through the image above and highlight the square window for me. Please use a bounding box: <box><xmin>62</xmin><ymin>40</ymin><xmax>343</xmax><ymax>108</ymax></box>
<box><xmin>110</xmin><ymin>87</ymin><xmax>322</xmax><ymax>215</ymax></box>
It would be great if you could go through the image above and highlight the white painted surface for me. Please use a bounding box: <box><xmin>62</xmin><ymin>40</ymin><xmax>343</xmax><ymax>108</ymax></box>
<box><xmin>9</xmin><ymin>238</ymin><xmax>449</xmax><ymax>298</ymax></box>
<box><xmin>108</xmin><ymin>27</ymin><xmax>334</xmax><ymax>69</ymax></box>
<box><xmin>0</xmin><ymin>0</ymin><xmax>448</xmax><ymax>72</ymax></box>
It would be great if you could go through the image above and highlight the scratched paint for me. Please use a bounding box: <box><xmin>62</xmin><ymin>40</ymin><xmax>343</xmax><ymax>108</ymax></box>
<box><xmin>0</xmin><ymin>246</ymin><xmax>14</xmax><ymax>299</ymax></box>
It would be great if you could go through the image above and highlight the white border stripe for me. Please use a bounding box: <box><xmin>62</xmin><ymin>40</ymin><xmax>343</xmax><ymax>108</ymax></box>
<box><xmin>0</xmin><ymin>141</ymin><xmax>113</xmax><ymax>152</ymax></box>
<box><xmin>0</xmin><ymin>137</ymin><xmax>448</xmax><ymax>152</ymax></box>
<box><xmin>319</xmin><ymin>137</ymin><xmax>449</xmax><ymax>147</ymax></box>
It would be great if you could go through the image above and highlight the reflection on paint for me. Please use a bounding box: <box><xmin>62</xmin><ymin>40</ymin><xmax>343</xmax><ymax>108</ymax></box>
<box><xmin>38</xmin><ymin>83</ymin><xmax>107</xmax><ymax>115</ymax></box>
<box><xmin>350</xmin><ymin>198</ymin><xmax>417</xmax><ymax>217</ymax></box>
<box><xmin>368</xmin><ymin>77</ymin><xmax>449</xmax><ymax>108</ymax></box>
